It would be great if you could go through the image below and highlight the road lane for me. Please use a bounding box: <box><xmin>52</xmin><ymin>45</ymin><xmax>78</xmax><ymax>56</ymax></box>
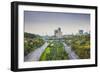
<box><xmin>63</xmin><ymin>42</ymin><xmax>79</xmax><ymax>59</ymax></box>
<box><xmin>24</xmin><ymin>42</ymin><xmax>49</xmax><ymax>62</ymax></box>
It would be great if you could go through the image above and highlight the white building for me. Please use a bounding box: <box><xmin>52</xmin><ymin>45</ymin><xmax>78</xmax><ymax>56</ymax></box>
<box><xmin>54</xmin><ymin>27</ymin><xmax>62</xmax><ymax>39</ymax></box>
<box><xmin>79</xmin><ymin>30</ymin><xmax>84</xmax><ymax>35</ymax></box>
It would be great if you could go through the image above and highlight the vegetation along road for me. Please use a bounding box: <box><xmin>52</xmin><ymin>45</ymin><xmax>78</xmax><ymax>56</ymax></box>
<box><xmin>24</xmin><ymin>42</ymin><xmax>49</xmax><ymax>61</ymax></box>
<box><xmin>24</xmin><ymin>32</ymin><xmax>90</xmax><ymax>61</ymax></box>
<box><xmin>25</xmin><ymin>41</ymin><xmax>79</xmax><ymax>61</ymax></box>
<box><xmin>63</xmin><ymin>42</ymin><xmax>79</xmax><ymax>59</ymax></box>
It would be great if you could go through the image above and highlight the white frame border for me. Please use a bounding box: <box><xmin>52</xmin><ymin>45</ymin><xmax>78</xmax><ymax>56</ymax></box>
<box><xmin>18</xmin><ymin>5</ymin><xmax>96</xmax><ymax>69</ymax></box>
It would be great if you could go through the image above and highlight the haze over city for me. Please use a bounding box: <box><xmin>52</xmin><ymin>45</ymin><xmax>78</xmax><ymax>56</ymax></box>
<box><xmin>24</xmin><ymin>11</ymin><xmax>90</xmax><ymax>36</ymax></box>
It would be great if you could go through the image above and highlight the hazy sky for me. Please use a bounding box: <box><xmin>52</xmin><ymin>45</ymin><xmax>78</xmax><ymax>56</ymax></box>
<box><xmin>24</xmin><ymin>11</ymin><xmax>90</xmax><ymax>36</ymax></box>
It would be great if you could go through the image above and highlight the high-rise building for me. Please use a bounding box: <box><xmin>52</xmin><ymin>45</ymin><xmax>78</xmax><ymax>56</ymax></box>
<box><xmin>79</xmin><ymin>30</ymin><xmax>83</xmax><ymax>35</ymax></box>
<box><xmin>54</xmin><ymin>27</ymin><xmax>62</xmax><ymax>38</ymax></box>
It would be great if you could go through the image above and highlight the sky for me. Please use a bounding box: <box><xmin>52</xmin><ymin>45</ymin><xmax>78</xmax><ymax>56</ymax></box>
<box><xmin>24</xmin><ymin>11</ymin><xmax>90</xmax><ymax>36</ymax></box>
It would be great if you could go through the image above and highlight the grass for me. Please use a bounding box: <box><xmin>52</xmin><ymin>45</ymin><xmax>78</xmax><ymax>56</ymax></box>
<box><xmin>64</xmin><ymin>35</ymin><xmax>90</xmax><ymax>59</ymax></box>
<box><xmin>39</xmin><ymin>41</ymin><xmax>68</xmax><ymax>61</ymax></box>
<box><xmin>24</xmin><ymin>32</ymin><xmax>45</xmax><ymax>56</ymax></box>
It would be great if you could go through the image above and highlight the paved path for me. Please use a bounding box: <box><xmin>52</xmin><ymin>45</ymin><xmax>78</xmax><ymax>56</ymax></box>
<box><xmin>63</xmin><ymin>42</ymin><xmax>79</xmax><ymax>59</ymax></box>
<box><xmin>24</xmin><ymin>42</ymin><xmax>49</xmax><ymax>62</ymax></box>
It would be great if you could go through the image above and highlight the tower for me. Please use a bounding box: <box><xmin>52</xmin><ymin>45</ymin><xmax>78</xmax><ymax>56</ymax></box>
<box><xmin>54</xmin><ymin>27</ymin><xmax>62</xmax><ymax>39</ymax></box>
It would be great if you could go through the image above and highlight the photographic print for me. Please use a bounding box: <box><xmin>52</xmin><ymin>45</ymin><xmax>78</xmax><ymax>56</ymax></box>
<box><xmin>24</xmin><ymin>11</ymin><xmax>90</xmax><ymax>62</ymax></box>
<box><xmin>11</xmin><ymin>1</ymin><xmax>97</xmax><ymax>71</ymax></box>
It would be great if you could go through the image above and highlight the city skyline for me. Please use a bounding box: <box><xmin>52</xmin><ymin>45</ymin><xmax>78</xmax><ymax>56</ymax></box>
<box><xmin>24</xmin><ymin>11</ymin><xmax>90</xmax><ymax>36</ymax></box>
